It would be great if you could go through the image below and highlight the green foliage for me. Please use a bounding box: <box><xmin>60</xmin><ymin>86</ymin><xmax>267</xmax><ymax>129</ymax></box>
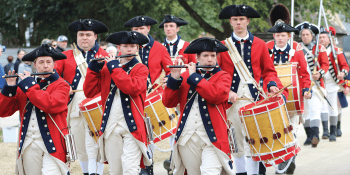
<box><xmin>0</xmin><ymin>0</ymin><xmax>349</xmax><ymax>46</ymax></box>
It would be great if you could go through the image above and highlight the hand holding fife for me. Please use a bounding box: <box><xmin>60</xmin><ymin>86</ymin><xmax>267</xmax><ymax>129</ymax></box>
<box><xmin>188</xmin><ymin>62</ymin><xmax>196</xmax><ymax>76</ymax></box>
<box><xmin>170</xmin><ymin>59</ymin><xmax>182</xmax><ymax>80</ymax></box>
<box><xmin>18</xmin><ymin>71</ymin><xmax>31</xmax><ymax>81</ymax></box>
<box><xmin>5</xmin><ymin>70</ymin><xmax>17</xmax><ymax>86</ymax></box>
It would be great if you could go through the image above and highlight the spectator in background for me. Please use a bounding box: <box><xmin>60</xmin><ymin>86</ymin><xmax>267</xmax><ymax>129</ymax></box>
<box><xmin>51</xmin><ymin>40</ymin><xmax>58</xmax><ymax>49</ymax></box>
<box><xmin>56</xmin><ymin>35</ymin><xmax>68</xmax><ymax>52</ymax></box>
<box><xmin>4</xmin><ymin>55</ymin><xmax>15</xmax><ymax>74</ymax></box>
<box><xmin>0</xmin><ymin>48</ymin><xmax>5</xmax><ymax>89</ymax></box>
<box><xmin>106</xmin><ymin>45</ymin><xmax>117</xmax><ymax>56</ymax></box>
<box><xmin>14</xmin><ymin>49</ymin><xmax>26</xmax><ymax>74</ymax></box>
<box><xmin>17</xmin><ymin>60</ymin><xmax>33</xmax><ymax>82</ymax></box>
<box><xmin>100</xmin><ymin>41</ymin><xmax>107</xmax><ymax>50</ymax></box>
<box><xmin>41</xmin><ymin>39</ymin><xmax>52</xmax><ymax>46</ymax></box>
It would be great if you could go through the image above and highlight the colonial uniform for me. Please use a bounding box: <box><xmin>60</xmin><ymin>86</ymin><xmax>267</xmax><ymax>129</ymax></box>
<box><xmin>55</xmin><ymin>19</ymin><xmax>109</xmax><ymax>175</ymax></box>
<box><xmin>124</xmin><ymin>16</ymin><xmax>173</xmax><ymax>91</ymax></box>
<box><xmin>0</xmin><ymin>44</ymin><xmax>70</xmax><ymax>175</ymax></box>
<box><xmin>84</xmin><ymin>31</ymin><xmax>152</xmax><ymax>175</ymax></box>
<box><xmin>318</xmin><ymin>26</ymin><xmax>349</xmax><ymax>141</ymax></box>
<box><xmin>295</xmin><ymin>21</ymin><xmax>330</xmax><ymax>147</ymax></box>
<box><xmin>218</xmin><ymin>4</ymin><xmax>288</xmax><ymax>175</ymax></box>
<box><xmin>266</xmin><ymin>10</ymin><xmax>312</xmax><ymax>173</ymax></box>
<box><xmin>159</xmin><ymin>14</ymin><xmax>197</xmax><ymax>64</ymax></box>
<box><xmin>163</xmin><ymin>37</ymin><xmax>234</xmax><ymax>175</ymax></box>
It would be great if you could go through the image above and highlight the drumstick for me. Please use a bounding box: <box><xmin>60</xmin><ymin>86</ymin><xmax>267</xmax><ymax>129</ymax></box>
<box><xmin>307</xmin><ymin>82</ymin><xmax>315</xmax><ymax>95</ymax></box>
<box><xmin>147</xmin><ymin>82</ymin><xmax>165</xmax><ymax>95</ymax></box>
<box><xmin>253</xmin><ymin>83</ymin><xmax>293</xmax><ymax>107</ymax></box>
<box><xmin>167</xmin><ymin>65</ymin><xmax>219</xmax><ymax>68</ymax></box>
<box><xmin>72</xmin><ymin>89</ymin><xmax>83</xmax><ymax>93</ymax></box>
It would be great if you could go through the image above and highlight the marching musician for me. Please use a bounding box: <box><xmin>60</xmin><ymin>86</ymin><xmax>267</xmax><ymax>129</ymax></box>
<box><xmin>217</xmin><ymin>4</ymin><xmax>288</xmax><ymax>175</ymax></box>
<box><xmin>318</xmin><ymin>26</ymin><xmax>349</xmax><ymax>141</ymax></box>
<box><xmin>162</xmin><ymin>37</ymin><xmax>234</xmax><ymax>175</ymax></box>
<box><xmin>124</xmin><ymin>15</ymin><xmax>173</xmax><ymax>92</ymax></box>
<box><xmin>295</xmin><ymin>21</ymin><xmax>329</xmax><ymax>148</ymax></box>
<box><xmin>124</xmin><ymin>15</ymin><xmax>173</xmax><ymax>174</ymax></box>
<box><xmin>55</xmin><ymin>19</ymin><xmax>109</xmax><ymax>175</ymax></box>
<box><xmin>84</xmin><ymin>31</ymin><xmax>152</xmax><ymax>175</ymax></box>
<box><xmin>0</xmin><ymin>44</ymin><xmax>70</xmax><ymax>175</ymax></box>
<box><xmin>159</xmin><ymin>14</ymin><xmax>197</xmax><ymax>64</ymax></box>
<box><xmin>266</xmin><ymin>8</ymin><xmax>313</xmax><ymax>173</ymax></box>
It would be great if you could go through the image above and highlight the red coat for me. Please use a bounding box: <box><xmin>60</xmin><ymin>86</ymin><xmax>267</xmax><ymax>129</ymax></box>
<box><xmin>266</xmin><ymin>42</ymin><xmax>311</xmax><ymax>93</ymax></box>
<box><xmin>312</xmin><ymin>45</ymin><xmax>329</xmax><ymax>87</ymax></box>
<box><xmin>327</xmin><ymin>46</ymin><xmax>349</xmax><ymax>88</ymax></box>
<box><xmin>217</xmin><ymin>33</ymin><xmax>288</xmax><ymax>100</ymax></box>
<box><xmin>83</xmin><ymin>57</ymin><xmax>150</xmax><ymax>167</ymax></box>
<box><xmin>162</xmin><ymin>68</ymin><xmax>231</xmax><ymax>156</ymax></box>
<box><xmin>0</xmin><ymin>73</ymin><xmax>70</xmax><ymax>163</ymax></box>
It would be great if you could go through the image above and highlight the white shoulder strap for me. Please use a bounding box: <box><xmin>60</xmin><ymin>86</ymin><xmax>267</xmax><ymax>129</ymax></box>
<box><xmin>175</xmin><ymin>39</ymin><xmax>185</xmax><ymax>57</ymax></box>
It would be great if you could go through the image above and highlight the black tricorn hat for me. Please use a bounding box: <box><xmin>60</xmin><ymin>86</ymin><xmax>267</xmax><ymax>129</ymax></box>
<box><xmin>219</xmin><ymin>4</ymin><xmax>261</xmax><ymax>19</ymax></box>
<box><xmin>124</xmin><ymin>16</ymin><xmax>158</xmax><ymax>28</ymax></box>
<box><xmin>268</xmin><ymin>19</ymin><xmax>299</xmax><ymax>33</ymax></box>
<box><xmin>158</xmin><ymin>14</ymin><xmax>188</xmax><ymax>28</ymax></box>
<box><xmin>269</xmin><ymin>3</ymin><xmax>291</xmax><ymax>26</ymax></box>
<box><xmin>319</xmin><ymin>26</ymin><xmax>329</xmax><ymax>34</ymax></box>
<box><xmin>22</xmin><ymin>44</ymin><xmax>67</xmax><ymax>62</ymax></box>
<box><xmin>106</xmin><ymin>31</ymin><xmax>149</xmax><ymax>45</ymax></box>
<box><xmin>68</xmin><ymin>19</ymin><xmax>108</xmax><ymax>34</ymax></box>
<box><xmin>295</xmin><ymin>21</ymin><xmax>319</xmax><ymax>35</ymax></box>
<box><xmin>184</xmin><ymin>37</ymin><xmax>228</xmax><ymax>54</ymax></box>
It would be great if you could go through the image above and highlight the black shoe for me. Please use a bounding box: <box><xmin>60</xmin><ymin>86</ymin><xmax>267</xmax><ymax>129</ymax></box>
<box><xmin>311</xmin><ymin>127</ymin><xmax>319</xmax><ymax>148</ymax></box>
<box><xmin>329</xmin><ymin>125</ymin><xmax>337</xmax><ymax>142</ymax></box>
<box><xmin>303</xmin><ymin>127</ymin><xmax>312</xmax><ymax>146</ymax></box>
<box><xmin>286</xmin><ymin>157</ymin><xmax>296</xmax><ymax>174</ymax></box>
<box><xmin>236</xmin><ymin>173</ymin><xmax>248</xmax><ymax>175</ymax></box>
<box><xmin>336</xmin><ymin>121</ymin><xmax>342</xmax><ymax>137</ymax></box>
<box><xmin>321</xmin><ymin>121</ymin><xmax>329</xmax><ymax>139</ymax></box>
<box><xmin>84</xmin><ymin>173</ymin><xmax>89</xmax><ymax>175</ymax></box>
<box><xmin>90</xmin><ymin>174</ymin><xmax>99</xmax><ymax>175</ymax></box>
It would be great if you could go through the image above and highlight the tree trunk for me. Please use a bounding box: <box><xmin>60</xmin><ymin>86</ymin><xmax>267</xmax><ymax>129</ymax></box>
<box><xmin>18</xmin><ymin>14</ymin><xmax>27</xmax><ymax>47</ymax></box>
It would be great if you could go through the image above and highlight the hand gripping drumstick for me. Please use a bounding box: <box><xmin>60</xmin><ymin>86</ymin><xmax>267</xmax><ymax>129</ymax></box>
<box><xmin>307</xmin><ymin>82</ymin><xmax>315</xmax><ymax>95</ymax></box>
<box><xmin>253</xmin><ymin>83</ymin><xmax>292</xmax><ymax>107</ymax></box>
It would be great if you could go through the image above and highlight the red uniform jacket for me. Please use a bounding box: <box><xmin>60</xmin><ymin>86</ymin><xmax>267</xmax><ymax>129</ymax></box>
<box><xmin>217</xmin><ymin>32</ymin><xmax>289</xmax><ymax>101</ymax></box>
<box><xmin>83</xmin><ymin>57</ymin><xmax>150</xmax><ymax>166</ymax></box>
<box><xmin>55</xmin><ymin>45</ymin><xmax>108</xmax><ymax>103</ymax></box>
<box><xmin>326</xmin><ymin>46</ymin><xmax>349</xmax><ymax>88</ymax></box>
<box><xmin>266</xmin><ymin>42</ymin><xmax>311</xmax><ymax>94</ymax></box>
<box><xmin>138</xmin><ymin>35</ymin><xmax>173</xmax><ymax>87</ymax></box>
<box><xmin>162</xmin><ymin>67</ymin><xmax>231</xmax><ymax>157</ymax></box>
<box><xmin>311</xmin><ymin>45</ymin><xmax>329</xmax><ymax>87</ymax></box>
<box><xmin>0</xmin><ymin>72</ymin><xmax>70</xmax><ymax>163</ymax></box>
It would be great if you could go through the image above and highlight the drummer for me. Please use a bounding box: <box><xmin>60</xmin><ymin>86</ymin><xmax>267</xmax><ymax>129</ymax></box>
<box><xmin>162</xmin><ymin>37</ymin><xmax>234</xmax><ymax>175</ymax></box>
<box><xmin>55</xmin><ymin>19</ymin><xmax>109</xmax><ymax>175</ymax></box>
<box><xmin>266</xmin><ymin>16</ymin><xmax>312</xmax><ymax>174</ymax></box>
<box><xmin>217</xmin><ymin>4</ymin><xmax>288</xmax><ymax>175</ymax></box>
<box><xmin>0</xmin><ymin>44</ymin><xmax>70</xmax><ymax>174</ymax></box>
<box><xmin>83</xmin><ymin>31</ymin><xmax>152</xmax><ymax>175</ymax></box>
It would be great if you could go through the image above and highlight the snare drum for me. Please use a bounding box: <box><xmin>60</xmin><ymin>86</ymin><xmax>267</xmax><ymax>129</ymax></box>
<box><xmin>239</xmin><ymin>97</ymin><xmax>299</xmax><ymax>166</ymax></box>
<box><xmin>79</xmin><ymin>94</ymin><xmax>103</xmax><ymax>142</ymax></box>
<box><xmin>274</xmin><ymin>63</ymin><xmax>303</xmax><ymax>115</ymax></box>
<box><xmin>144</xmin><ymin>87</ymin><xmax>179</xmax><ymax>143</ymax></box>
